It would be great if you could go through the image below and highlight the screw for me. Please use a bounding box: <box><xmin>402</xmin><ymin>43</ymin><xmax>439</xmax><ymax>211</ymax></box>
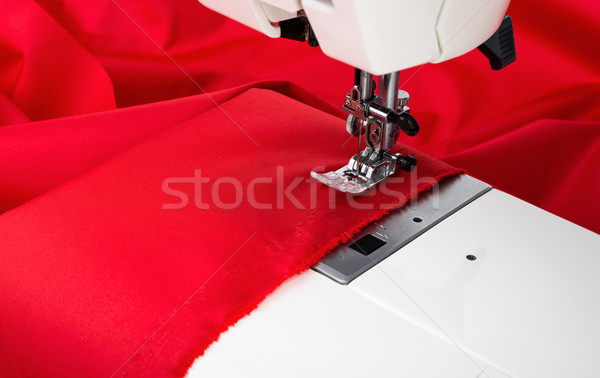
<box><xmin>369</xmin><ymin>130</ymin><xmax>380</xmax><ymax>144</ymax></box>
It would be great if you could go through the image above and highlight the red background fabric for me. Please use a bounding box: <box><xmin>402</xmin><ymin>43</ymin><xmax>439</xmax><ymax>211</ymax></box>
<box><xmin>0</xmin><ymin>0</ymin><xmax>598</xmax><ymax>376</ymax></box>
<box><xmin>1</xmin><ymin>0</ymin><xmax>599</xmax><ymax>232</ymax></box>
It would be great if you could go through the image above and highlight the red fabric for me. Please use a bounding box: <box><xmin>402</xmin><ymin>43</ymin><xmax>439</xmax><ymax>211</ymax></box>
<box><xmin>0</xmin><ymin>0</ymin><xmax>599</xmax><ymax>376</ymax></box>
<box><xmin>0</xmin><ymin>0</ymin><xmax>598</xmax><ymax>231</ymax></box>
<box><xmin>0</xmin><ymin>88</ymin><xmax>460</xmax><ymax>376</ymax></box>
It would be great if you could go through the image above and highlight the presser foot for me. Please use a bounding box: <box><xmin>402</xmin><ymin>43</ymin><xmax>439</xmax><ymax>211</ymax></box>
<box><xmin>311</xmin><ymin>149</ymin><xmax>416</xmax><ymax>194</ymax></box>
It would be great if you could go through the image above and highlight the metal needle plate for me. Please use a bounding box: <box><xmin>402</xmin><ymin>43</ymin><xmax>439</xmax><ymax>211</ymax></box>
<box><xmin>311</xmin><ymin>174</ymin><xmax>491</xmax><ymax>284</ymax></box>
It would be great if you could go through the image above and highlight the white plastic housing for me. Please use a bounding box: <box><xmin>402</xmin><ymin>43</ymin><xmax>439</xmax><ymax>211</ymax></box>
<box><xmin>198</xmin><ymin>0</ymin><xmax>511</xmax><ymax>75</ymax></box>
<box><xmin>188</xmin><ymin>189</ymin><xmax>600</xmax><ymax>377</ymax></box>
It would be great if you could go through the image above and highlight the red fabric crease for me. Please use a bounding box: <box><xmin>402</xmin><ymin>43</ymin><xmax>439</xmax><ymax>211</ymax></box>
<box><xmin>0</xmin><ymin>88</ymin><xmax>461</xmax><ymax>376</ymax></box>
<box><xmin>0</xmin><ymin>80</ymin><xmax>342</xmax><ymax>214</ymax></box>
<box><xmin>0</xmin><ymin>0</ymin><xmax>597</xmax><ymax>230</ymax></box>
<box><xmin>0</xmin><ymin>0</ymin><xmax>599</xmax><ymax>376</ymax></box>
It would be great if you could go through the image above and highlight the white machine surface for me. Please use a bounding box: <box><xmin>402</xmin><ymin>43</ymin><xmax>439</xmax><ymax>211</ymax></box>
<box><xmin>188</xmin><ymin>186</ymin><xmax>600</xmax><ymax>377</ymax></box>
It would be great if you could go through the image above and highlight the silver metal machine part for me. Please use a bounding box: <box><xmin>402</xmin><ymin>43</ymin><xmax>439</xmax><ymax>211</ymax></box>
<box><xmin>311</xmin><ymin>69</ymin><xmax>419</xmax><ymax>194</ymax></box>
<box><xmin>312</xmin><ymin>175</ymin><xmax>492</xmax><ymax>284</ymax></box>
<box><xmin>379</xmin><ymin>72</ymin><xmax>400</xmax><ymax>151</ymax></box>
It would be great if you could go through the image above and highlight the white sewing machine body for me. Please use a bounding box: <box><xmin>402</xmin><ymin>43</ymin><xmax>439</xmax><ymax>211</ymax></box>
<box><xmin>188</xmin><ymin>181</ymin><xmax>600</xmax><ymax>377</ymax></box>
<box><xmin>189</xmin><ymin>1</ymin><xmax>600</xmax><ymax>376</ymax></box>
<box><xmin>198</xmin><ymin>0</ymin><xmax>510</xmax><ymax>74</ymax></box>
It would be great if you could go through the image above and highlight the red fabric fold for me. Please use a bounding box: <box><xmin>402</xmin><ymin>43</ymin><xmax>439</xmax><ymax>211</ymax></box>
<box><xmin>0</xmin><ymin>0</ymin><xmax>599</xmax><ymax>375</ymax></box>
<box><xmin>0</xmin><ymin>88</ymin><xmax>461</xmax><ymax>376</ymax></box>
<box><xmin>0</xmin><ymin>1</ymin><xmax>115</xmax><ymax>124</ymax></box>
<box><xmin>0</xmin><ymin>0</ymin><xmax>597</xmax><ymax>231</ymax></box>
<box><xmin>0</xmin><ymin>80</ymin><xmax>343</xmax><ymax>214</ymax></box>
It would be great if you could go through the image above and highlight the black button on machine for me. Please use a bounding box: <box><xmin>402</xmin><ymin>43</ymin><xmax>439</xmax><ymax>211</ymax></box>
<box><xmin>478</xmin><ymin>15</ymin><xmax>516</xmax><ymax>70</ymax></box>
<box><xmin>349</xmin><ymin>234</ymin><xmax>386</xmax><ymax>256</ymax></box>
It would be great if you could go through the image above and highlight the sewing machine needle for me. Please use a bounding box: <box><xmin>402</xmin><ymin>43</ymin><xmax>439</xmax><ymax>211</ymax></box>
<box><xmin>355</xmin><ymin>121</ymin><xmax>362</xmax><ymax>177</ymax></box>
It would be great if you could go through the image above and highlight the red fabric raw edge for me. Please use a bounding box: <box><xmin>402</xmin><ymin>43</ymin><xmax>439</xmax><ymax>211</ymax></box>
<box><xmin>0</xmin><ymin>88</ymin><xmax>462</xmax><ymax>377</ymax></box>
<box><xmin>117</xmin><ymin>88</ymin><xmax>463</xmax><ymax>376</ymax></box>
<box><xmin>177</xmin><ymin>170</ymin><xmax>463</xmax><ymax>378</ymax></box>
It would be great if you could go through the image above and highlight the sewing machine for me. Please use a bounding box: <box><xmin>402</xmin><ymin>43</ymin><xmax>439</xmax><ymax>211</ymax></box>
<box><xmin>199</xmin><ymin>0</ymin><xmax>515</xmax><ymax>193</ymax></box>
<box><xmin>188</xmin><ymin>1</ymin><xmax>600</xmax><ymax>376</ymax></box>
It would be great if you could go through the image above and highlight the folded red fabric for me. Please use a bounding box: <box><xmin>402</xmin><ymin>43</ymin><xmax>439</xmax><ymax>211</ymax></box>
<box><xmin>0</xmin><ymin>0</ymin><xmax>598</xmax><ymax>375</ymax></box>
<box><xmin>0</xmin><ymin>79</ymin><xmax>340</xmax><ymax>214</ymax></box>
<box><xmin>1</xmin><ymin>0</ymin><xmax>598</xmax><ymax>232</ymax></box>
<box><xmin>0</xmin><ymin>0</ymin><xmax>116</xmax><ymax>124</ymax></box>
<box><xmin>0</xmin><ymin>88</ymin><xmax>462</xmax><ymax>376</ymax></box>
